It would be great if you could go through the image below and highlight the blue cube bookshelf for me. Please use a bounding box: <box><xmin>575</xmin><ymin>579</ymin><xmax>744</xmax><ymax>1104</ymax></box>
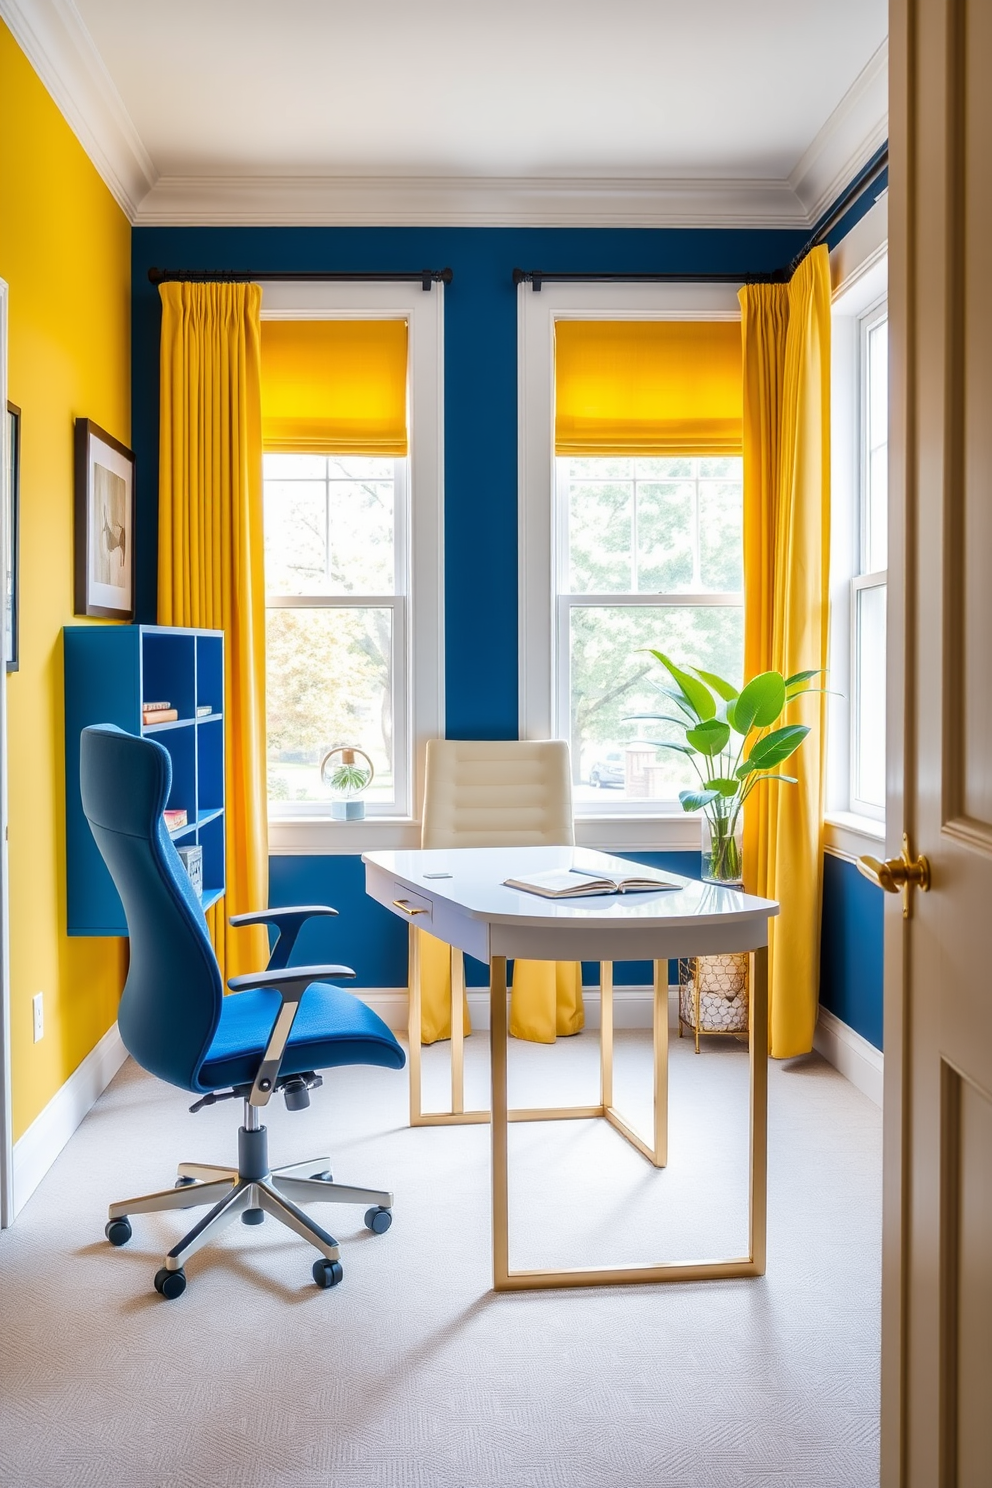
<box><xmin>64</xmin><ymin>625</ymin><xmax>225</xmax><ymax>936</ymax></box>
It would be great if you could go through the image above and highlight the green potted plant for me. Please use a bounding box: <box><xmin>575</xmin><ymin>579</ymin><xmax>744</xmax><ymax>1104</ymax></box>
<box><xmin>630</xmin><ymin>651</ymin><xmax>820</xmax><ymax>886</ymax></box>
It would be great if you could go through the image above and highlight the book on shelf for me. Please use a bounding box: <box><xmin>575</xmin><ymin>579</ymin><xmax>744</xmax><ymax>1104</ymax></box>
<box><xmin>163</xmin><ymin>808</ymin><xmax>188</xmax><ymax>832</ymax></box>
<box><xmin>503</xmin><ymin>864</ymin><xmax>683</xmax><ymax>899</ymax></box>
<box><xmin>143</xmin><ymin>701</ymin><xmax>170</xmax><ymax>711</ymax></box>
<box><xmin>195</xmin><ymin>704</ymin><xmax>213</xmax><ymax>717</ymax></box>
<box><xmin>176</xmin><ymin>843</ymin><xmax>203</xmax><ymax>898</ymax></box>
<box><xmin>143</xmin><ymin>707</ymin><xmax>178</xmax><ymax>724</ymax></box>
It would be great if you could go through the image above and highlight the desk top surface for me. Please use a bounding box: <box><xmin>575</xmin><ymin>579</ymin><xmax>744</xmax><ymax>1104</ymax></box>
<box><xmin>363</xmin><ymin>845</ymin><xmax>778</xmax><ymax>932</ymax></box>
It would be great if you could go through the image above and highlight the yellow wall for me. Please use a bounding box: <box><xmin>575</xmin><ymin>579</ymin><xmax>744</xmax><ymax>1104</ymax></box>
<box><xmin>0</xmin><ymin>23</ymin><xmax>130</xmax><ymax>1140</ymax></box>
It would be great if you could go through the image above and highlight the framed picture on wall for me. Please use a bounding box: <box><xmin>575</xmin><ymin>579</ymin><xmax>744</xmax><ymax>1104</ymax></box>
<box><xmin>5</xmin><ymin>401</ymin><xmax>20</xmax><ymax>672</ymax></box>
<box><xmin>74</xmin><ymin>418</ymin><xmax>135</xmax><ymax>620</ymax></box>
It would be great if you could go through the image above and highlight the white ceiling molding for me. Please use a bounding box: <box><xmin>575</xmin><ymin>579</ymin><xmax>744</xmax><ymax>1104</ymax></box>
<box><xmin>0</xmin><ymin>0</ymin><xmax>155</xmax><ymax>218</ymax></box>
<box><xmin>133</xmin><ymin>174</ymin><xmax>814</xmax><ymax>230</ymax></box>
<box><xmin>789</xmin><ymin>38</ymin><xmax>888</xmax><ymax>226</ymax></box>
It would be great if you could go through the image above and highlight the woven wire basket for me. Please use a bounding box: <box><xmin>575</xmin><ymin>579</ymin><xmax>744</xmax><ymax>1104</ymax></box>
<box><xmin>678</xmin><ymin>954</ymin><xmax>750</xmax><ymax>1049</ymax></box>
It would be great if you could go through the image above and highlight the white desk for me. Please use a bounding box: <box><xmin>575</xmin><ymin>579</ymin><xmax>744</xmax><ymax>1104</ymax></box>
<box><xmin>364</xmin><ymin>844</ymin><xmax>778</xmax><ymax>1292</ymax></box>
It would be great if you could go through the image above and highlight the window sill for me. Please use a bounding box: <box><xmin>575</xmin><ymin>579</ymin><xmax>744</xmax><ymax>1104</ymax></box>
<box><xmin>269</xmin><ymin>812</ymin><xmax>703</xmax><ymax>856</ymax></box>
<box><xmin>268</xmin><ymin>816</ymin><xmax>422</xmax><ymax>855</ymax></box>
<box><xmin>823</xmin><ymin>811</ymin><xmax>885</xmax><ymax>862</ymax></box>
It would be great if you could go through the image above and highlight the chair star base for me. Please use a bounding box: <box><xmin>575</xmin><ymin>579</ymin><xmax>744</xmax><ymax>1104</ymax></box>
<box><xmin>106</xmin><ymin>1101</ymin><xmax>393</xmax><ymax>1296</ymax></box>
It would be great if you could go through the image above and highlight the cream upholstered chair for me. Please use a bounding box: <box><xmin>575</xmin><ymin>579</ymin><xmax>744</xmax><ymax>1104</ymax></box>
<box><xmin>410</xmin><ymin>740</ymin><xmax>593</xmax><ymax>1119</ymax></box>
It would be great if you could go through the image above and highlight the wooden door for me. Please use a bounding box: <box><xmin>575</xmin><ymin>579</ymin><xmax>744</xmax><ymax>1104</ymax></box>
<box><xmin>884</xmin><ymin>0</ymin><xmax>992</xmax><ymax>1480</ymax></box>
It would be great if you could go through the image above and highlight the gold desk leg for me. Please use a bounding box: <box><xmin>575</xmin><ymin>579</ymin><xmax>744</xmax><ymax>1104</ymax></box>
<box><xmin>450</xmin><ymin>946</ymin><xmax>466</xmax><ymax>1116</ymax></box>
<box><xmin>407</xmin><ymin>924</ymin><xmax>423</xmax><ymax>1127</ymax></box>
<box><xmin>653</xmin><ymin>958</ymin><xmax>669</xmax><ymax>1169</ymax></box>
<box><xmin>600</xmin><ymin>961</ymin><xmax>614</xmax><ymax>1110</ymax></box>
<box><xmin>749</xmin><ymin>945</ymin><xmax>769</xmax><ymax>1274</ymax></box>
<box><xmin>490</xmin><ymin>955</ymin><xmax>510</xmax><ymax>1290</ymax></box>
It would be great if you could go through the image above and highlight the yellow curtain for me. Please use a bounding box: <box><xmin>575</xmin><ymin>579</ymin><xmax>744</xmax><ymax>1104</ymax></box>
<box><xmin>555</xmin><ymin>320</ymin><xmax>742</xmax><ymax>455</ymax></box>
<box><xmin>739</xmin><ymin>246</ymin><xmax>831</xmax><ymax>1058</ymax></box>
<box><xmin>260</xmin><ymin>319</ymin><xmax>408</xmax><ymax>454</ymax></box>
<box><xmin>158</xmin><ymin>281</ymin><xmax>269</xmax><ymax>981</ymax></box>
<box><xmin>419</xmin><ymin>931</ymin><xmax>583</xmax><ymax>1045</ymax></box>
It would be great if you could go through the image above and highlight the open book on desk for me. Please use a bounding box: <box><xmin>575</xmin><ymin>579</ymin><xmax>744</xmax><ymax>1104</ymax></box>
<box><xmin>503</xmin><ymin>865</ymin><xmax>683</xmax><ymax>899</ymax></box>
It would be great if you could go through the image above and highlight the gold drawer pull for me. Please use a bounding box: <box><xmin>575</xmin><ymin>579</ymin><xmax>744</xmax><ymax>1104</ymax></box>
<box><xmin>393</xmin><ymin>898</ymin><xmax>429</xmax><ymax>916</ymax></box>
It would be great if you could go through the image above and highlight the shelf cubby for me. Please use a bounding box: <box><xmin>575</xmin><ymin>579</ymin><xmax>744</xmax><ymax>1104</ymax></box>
<box><xmin>64</xmin><ymin>625</ymin><xmax>226</xmax><ymax>936</ymax></box>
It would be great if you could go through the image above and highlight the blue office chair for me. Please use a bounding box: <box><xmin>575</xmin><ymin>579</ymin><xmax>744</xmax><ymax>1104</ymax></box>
<box><xmin>80</xmin><ymin>724</ymin><xmax>405</xmax><ymax>1299</ymax></box>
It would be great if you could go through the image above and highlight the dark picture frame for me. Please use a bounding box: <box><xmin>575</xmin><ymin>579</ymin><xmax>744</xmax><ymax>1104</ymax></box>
<box><xmin>74</xmin><ymin>418</ymin><xmax>135</xmax><ymax>620</ymax></box>
<box><xmin>5</xmin><ymin>402</ymin><xmax>20</xmax><ymax>672</ymax></box>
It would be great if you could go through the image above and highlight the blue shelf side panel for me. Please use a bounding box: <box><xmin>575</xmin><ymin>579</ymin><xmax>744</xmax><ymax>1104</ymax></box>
<box><xmin>64</xmin><ymin>626</ymin><xmax>142</xmax><ymax>935</ymax></box>
<box><xmin>64</xmin><ymin>624</ymin><xmax>226</xmax><ymax>937</ymax></box>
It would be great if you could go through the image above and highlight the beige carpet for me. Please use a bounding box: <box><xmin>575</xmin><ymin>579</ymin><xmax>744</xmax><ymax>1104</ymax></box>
<box><xmin>0</xmin><ymin>1028</ymin><xmax>881</xmax><ymax>1488</ymax></box>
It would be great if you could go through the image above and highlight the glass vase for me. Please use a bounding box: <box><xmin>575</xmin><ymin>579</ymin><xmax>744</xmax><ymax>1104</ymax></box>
<box><xmin>701</xmin><ymin>808</ymin><xmax>744</xmax><ymax>888</ymax></box>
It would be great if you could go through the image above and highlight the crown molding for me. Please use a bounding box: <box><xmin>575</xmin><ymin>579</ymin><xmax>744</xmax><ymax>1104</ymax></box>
<box><xmin>133</xmin><ymin>173</ymin><xmax>814</xmax><ymax>229</ymax></box>
<box><xmin>0</xmin><ymin>0</ymin><xmax>155</xmax><ymax>219</ymax></box>
<box><xmin>790</xmin><ymin>38</ymin><xmax>888</xmax><ymax>226</ymax></box>
<box><xmin>3</xmin><ymin>0</ymin><xmax>887</xmax><ymax>232</ymax></box>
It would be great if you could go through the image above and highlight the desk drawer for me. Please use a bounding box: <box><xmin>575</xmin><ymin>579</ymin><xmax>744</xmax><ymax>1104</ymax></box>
<box><xmin>386</xmin><ymin>886</ymin><xmax>434</xmax><ymax>925</ymax></box>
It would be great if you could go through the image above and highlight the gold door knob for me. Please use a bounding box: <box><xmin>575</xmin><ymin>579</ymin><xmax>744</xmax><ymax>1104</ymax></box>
<box><xmin>857</xmin><ymin>833</ymin><xmax>931</xmax><ymax>916</ymax></box>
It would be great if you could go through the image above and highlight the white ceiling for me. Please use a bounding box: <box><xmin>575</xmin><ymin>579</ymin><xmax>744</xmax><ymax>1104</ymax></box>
<box><xmin>4</xmin><ymin>0</ymin><xmax>889</xmax><ymax>226</ymax></box>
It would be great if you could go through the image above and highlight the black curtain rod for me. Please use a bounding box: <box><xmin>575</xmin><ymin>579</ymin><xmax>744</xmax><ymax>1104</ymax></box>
<box><xmin>148</xmin><ymin>267</ymin><xmax>453</xmax><ymax>290</ymax></box>
<box><xmin>514</xmin><ymin>147</ymin><xmax>889</xmax><ymax>290</ymax></box>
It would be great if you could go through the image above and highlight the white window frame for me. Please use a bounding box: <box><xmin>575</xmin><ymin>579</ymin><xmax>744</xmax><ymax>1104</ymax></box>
<box><xmin>518</xmin><ymin>279</ymin><xmax>743</xmax><ymax>851</ymax></box>
<box><xmin>263</xmin><ymin>281</ymin><xmax>444</xmax><ymax>854</ymax></box>
<box><xmin>265</xmin><ymin>455</ymin><xmax>410</xmax><ymax>818</ymax></box>
<box><xmin>825</xmin><ymin>194</ymin><xmax>888</xmax><ymax>854</ymax></box>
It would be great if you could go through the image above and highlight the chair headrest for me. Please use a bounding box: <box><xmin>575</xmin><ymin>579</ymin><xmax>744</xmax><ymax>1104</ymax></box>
<box><xmin>80</xmin><ymin>724</ymin><xmax>171</xmax><ymax>838</ymax></box>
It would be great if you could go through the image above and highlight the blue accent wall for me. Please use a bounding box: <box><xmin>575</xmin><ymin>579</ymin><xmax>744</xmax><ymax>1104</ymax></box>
<box><xmin>819</xmin><ymin>852</ymin><xmax>884</xmax><ymax>1050</ymax></box>
<box><xmin>132</xmin><ymin>225</ymin><xmax>806</xmax><ymax>739</ymax></box>
<box><xmin>131</xmin><ymin>223</ymin><xmax>885</xmax><ymax>1044</ymax></box>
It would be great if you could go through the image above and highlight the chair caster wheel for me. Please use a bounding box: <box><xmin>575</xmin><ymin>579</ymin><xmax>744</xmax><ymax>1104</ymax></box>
<box><xmin>175</xmin><ymin>1175</ymin><xmax>197</xmax><ymax>1187</ymax></box>
<box><xmin>241</xmin><ymin>1207</ymin><xmax>264</xmax><ymax>1226</ymax></box>
<box><xmin>310</xmin><ymin>1170</ymin><xmax>333</xmax><ymax>1182</ymax></box>
<box><xmin>154</xmin><ymin>1267</ymin><xmax>187</xmax><ymax>1300</ymax></box>
<box><xmin>312</xmin><ymin>1258</ymin><xmax>343</xmax><ymax>1289</ymax></box>
<box><xmin>105</xmin><ymin>1217</ymin><xmax>132</xmax><ymax>1247</ymax></box>
<box><xmin>365</xmin><ymin>1206</ymin><xmax>392</xmax><ymax>1235</ymax></box>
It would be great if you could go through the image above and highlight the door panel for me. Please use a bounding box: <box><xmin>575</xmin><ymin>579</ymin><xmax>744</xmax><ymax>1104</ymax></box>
<box><xmin>950</xmin><ymin>1070</ymin><xmax>992</xmax><ymax>1484</ymax></box>
<box><xmin>886</xmin><ymin>0</ymin><xmax>992</xmax><ymax>1481</ymax></box>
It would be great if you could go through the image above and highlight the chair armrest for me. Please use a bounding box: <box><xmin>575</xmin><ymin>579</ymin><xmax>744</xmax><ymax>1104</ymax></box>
<box><xmin>227</xmin><ymin>964</ymin><xmax>356</xmax><ymax>1107</ymax></box>
<box><xmin>229</xmin><ymin>905</ymin><xmax>339</xmax><ymax>971</ymax></box>
<box><xmin>227</xmin><ymin>963</ymin><xmax>356</xmax><ymax>993</ymax></box>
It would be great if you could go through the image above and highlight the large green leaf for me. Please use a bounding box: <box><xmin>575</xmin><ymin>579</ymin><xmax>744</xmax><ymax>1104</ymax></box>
<box><xmin>686</xmin><ymin>719</ymin><xmax>730</xmax><ymax>756</ymax></box>
<box><xmin>678</xmin><ymin>788</ymin><xmax>720</xmax><ymax>813</ymax></box>
<box><xmin>646</xmin><ymin>650</ymin><xmax>716</xmax><ymax>721</ymax></box>
<box><xmin>705</xmin><ymin>776</ymin><xmax>740</xmax><ymax>797</ymax></box>
<box><xmin>745</xmin><ymin>723</ymin><xmax>810</xmax><ymax>770</ymax></box>
<box><xmin>733</xmin><ymin>671</ymin><xmax>787</xmax><ymax>733</ymax></box>
<box><xmin>784</xmin><ymin>668</ymin><xmax>823</xmax><ymax>689</ymax></box>
<box><xmin>735</xmin><ymin>759</ymin><xmax>756</xmax><ymax>780</ymax></box>
<box><xmin>689</xmin><ymin>666</ymin><xmax>739</xmax><ymax>702</ymax></box>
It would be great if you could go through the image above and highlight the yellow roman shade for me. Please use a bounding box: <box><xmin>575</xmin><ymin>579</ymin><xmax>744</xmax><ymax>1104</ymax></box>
<box><xmin>260</xmin><ymin>318</ymin><xmax>408</xmax><ymax>455</ymax></box>
<box><xmin>554</xmin><ymin>320</ymin><xmax>743</xmax><ymax>456</ymax></box>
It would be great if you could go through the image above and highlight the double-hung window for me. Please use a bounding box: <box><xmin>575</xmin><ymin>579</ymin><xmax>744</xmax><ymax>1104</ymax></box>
<box><xmin>260</xmin><ymin>282</ymin><xmax>443</xmax><ymax>844</ymax></box>
<box><xmin>518</xmin><ymin>283</ymin><xmax>747</xmax><ymax>838</ymax></box>
<box><xmin>826</xmin><ymin>214</ymin><xmax>888</xmax><ymax>833</ymax></box>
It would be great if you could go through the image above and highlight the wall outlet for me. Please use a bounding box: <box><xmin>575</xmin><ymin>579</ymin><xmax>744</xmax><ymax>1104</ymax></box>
<box><xmin>32</xmin><ymin>991</ymin><xmax>43</xmax><ymax>1043</ymax></box>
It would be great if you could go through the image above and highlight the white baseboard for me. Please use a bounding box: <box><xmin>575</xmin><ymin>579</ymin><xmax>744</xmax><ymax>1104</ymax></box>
<box><xmin>813</xmin><ymin>1006</ymin><xmax>883</xmax><ymax>1107</ymax></box>
<box><xmin>362</xmin><ymin>985</ymin><xmax>675</xmax><ymax>1033</ymax></box>
<box><xmin>12</xmin><ymin>1021</ymin><xmax>128</xmax><ymax>1219</ymax></box>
